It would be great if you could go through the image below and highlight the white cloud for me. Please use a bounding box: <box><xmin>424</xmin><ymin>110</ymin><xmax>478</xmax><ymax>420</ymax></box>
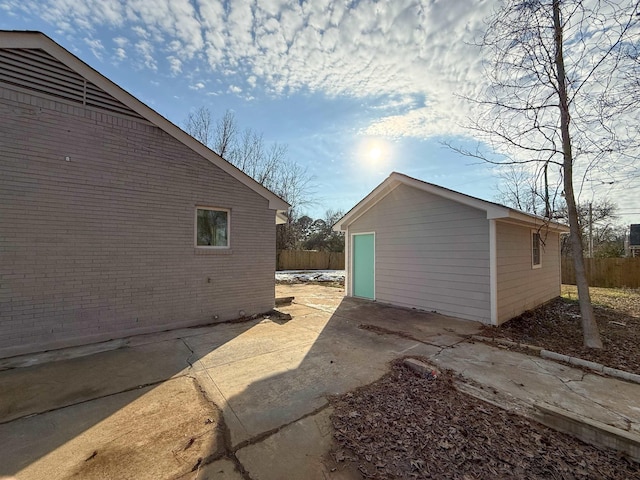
<box><xmin>113</xmin><ymin>36</ymin><xmax>128</xmax><ymax>48</ymax></box>
<box><xmin>40</xmin><ymin>0</ymin><xmax>125</xmax><ymax>32</ymax></box>
<box><xmin>114</xmin><ymin>47</ymin><xmax>127</xmax><ymax>61</ymax></box>
<box><xmin>10</xmin><ymin>0</ymin><xmax>638</xmax><ymax>159</ymax></box>
<box><xmin>83</xmin><ymin>37</ymin><xmax>105</xmax><ymax>60</ymax></box>
<box><xmin>3</xmin><ymin>0</ymin><xmax>636</xmax><ymax>222</ymax></box>
<box><xmin>189</xmin><ymin>82</ymin><xmax>205</xmax><ymax>90</ymax></box>
<box><xmin>12</xmin><ymin>0</ymin><xmax>490</xmax><ymax>133</ymax></box>
<box><xmin>167</xmin><ymin>56</ymin><xmax>182</xmax><ymax>75</ymax></box>
<box><xmin>135</xmin><ymin>40</ymin><xmax>157</xmax><ymax>71</ymax></box>
<box><xmin>131</xmin><ymin>25</ymin><xmax>150</xmax><ymax>39</ymax></box>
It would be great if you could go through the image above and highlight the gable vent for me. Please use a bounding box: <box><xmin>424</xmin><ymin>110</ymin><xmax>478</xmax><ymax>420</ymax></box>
<box><xmin>0</xmin><ymin>48</ymin><xmax>144</xmax><ymax>120</ymax></box>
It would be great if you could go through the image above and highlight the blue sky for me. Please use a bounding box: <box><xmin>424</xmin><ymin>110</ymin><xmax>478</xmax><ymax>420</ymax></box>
<box><xmin>1</xmin><ymin>0</ymin><xmax>638</xmax><ymax>223</ymax></box>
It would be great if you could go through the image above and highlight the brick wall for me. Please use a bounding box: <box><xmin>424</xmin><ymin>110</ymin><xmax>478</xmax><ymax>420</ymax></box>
<box><xmin>0</xmin><ymin>86</ymin><xmax>277</xmax><ymax>357</ymax></box>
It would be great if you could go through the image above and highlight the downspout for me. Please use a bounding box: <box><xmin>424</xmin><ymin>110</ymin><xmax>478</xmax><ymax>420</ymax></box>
<box><xmin>489</xmin><ymin>219</ymin><xmax>498</xmax><ymax>325</ymax></box>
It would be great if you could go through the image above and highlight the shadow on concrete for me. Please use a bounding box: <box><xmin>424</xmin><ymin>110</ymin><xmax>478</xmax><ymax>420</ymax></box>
<box><xmin>210</xmin><ymin>285</ymin><xmax>480</xmax><ymax>478</ymax></box>
<box><xmin>0</xmin><ymin>285</ymin><xmax>481</xmax><ymax>478</ymax></box>
<box><xmin>0</xmin><ymin>319</ymin><xmax>261</xmax><ymax>476</ymax></box>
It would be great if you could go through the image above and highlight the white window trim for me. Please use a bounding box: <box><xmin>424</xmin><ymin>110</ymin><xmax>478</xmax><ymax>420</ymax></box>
<box><xmin>531</xmin><ymin>230</ymin><xmax>542</xmax><ymax>269</ymax></box>
<box><xmin>195</xmin><ymin>206</ymin><xmax>231</xmax><ymax>249</ymax></box>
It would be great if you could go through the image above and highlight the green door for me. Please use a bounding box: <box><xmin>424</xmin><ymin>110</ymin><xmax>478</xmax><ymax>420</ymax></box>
<box><xmin>352</xmin><ymin>233</ymin><xmax>375</xmax><ymax>299</ymax></box>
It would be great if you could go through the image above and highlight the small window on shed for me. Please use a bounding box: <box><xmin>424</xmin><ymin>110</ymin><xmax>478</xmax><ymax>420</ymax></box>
<box><xmin>196</xmin><ymin>208</ymin><xmax>229</xmax><ymax>247</ymax></box>
<box><xmin>532</xmin><ymin>232</ymin><xmax>542</xmax><ymax>268</ymax></box>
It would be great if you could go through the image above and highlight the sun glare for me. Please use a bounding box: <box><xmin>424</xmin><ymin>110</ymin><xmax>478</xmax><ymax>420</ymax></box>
<box><xmin>359</xmin><ymin>138</ymin><xmax>391</xmax><ymax>167</ymax></box>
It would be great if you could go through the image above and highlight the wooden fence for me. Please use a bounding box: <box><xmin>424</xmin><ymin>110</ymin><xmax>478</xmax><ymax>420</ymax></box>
<box><xmin>277</xmin><ymin>252</ymin><xmax>639</xmax><ymax>288</ymax></box>
<box><xmin>562</xmin><ymin>257</ymin><xmax>640</xmax><ymax>288</ymax></box>
<box><xmin>277</xmin><ymin>250</ymin><xmax>345</xmax><ymax>271</ymax></box>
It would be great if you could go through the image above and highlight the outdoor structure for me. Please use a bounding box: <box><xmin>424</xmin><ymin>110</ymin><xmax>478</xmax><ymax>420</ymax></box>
<box><xmin>0</xmin><ymin>31</ymin><xmax>289</xmax><ymax>358</ymax></box>
<box><xmin>628</xmin><ymin>224</ymin><xmax>640</xmax><ymax>258</ymax></box>
<box><xmin>334</xmin><ymin>172</ymin><xmax>570</xmax><ymax>325</ymax></box>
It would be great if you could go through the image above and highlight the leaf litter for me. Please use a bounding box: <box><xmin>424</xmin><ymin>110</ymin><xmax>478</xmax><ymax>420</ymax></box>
<box><xmin>329</xmin><ymin>359</ymin><xmax>639</xmax><ymax>479</ymax></box>
<box><xmin>481</xmin><ymin>286</ymin><xmax>640</xmax><ymax>375</ymax></box>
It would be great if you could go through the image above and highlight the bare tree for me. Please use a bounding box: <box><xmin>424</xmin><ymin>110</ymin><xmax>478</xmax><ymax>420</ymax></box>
<box><xmin>213</xmin><ymin>110</ymin><xmax>237</xmax><ymax>158</ymax></box>
<box><xmin>184</xmin><ymin>107</ymin><xmax>315</xmax><ymax>248</ymax></box>
<box><xmin>458</xmin><ymin>0</ymin><xmax>639</xmax><ymax>348</ymax></box>
<box><xmin>495</xmin><ymin>164</ymin><xmax>560</xmax><ymax>215</ymax></box>
<box><xmin>184</xmin><ymin>106</ymin><xmax>214</xmax><ymax>146</ymax></box>
<box><xmin>557</xmin><ymin>200</ymin><xmax>619</xmax><ymax>256</ymax></box>
<box><xmin>592</xmin><ymin>224</ymin><xmax>627</xmax><ymax>258</ymax></box>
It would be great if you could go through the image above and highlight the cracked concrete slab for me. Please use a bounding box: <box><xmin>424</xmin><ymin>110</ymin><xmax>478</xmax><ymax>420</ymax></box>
<box><xmin>236</xmin><ymin>407</ymin><xmax>360</xmax><ymax>480</ymax></box>
<box><xmin>185</xmin><ymin>458</ymin><xmax>245</xmax><ymax>480</ymax></box>
<box><xmin>276</xmin><ymin>302</ymin><xmax>321</xmax><ymax>318</ymax></box>
<box><xmin>0</xmin><ymin>377</ymin><xmax>223</xmax><ymax>480</ymax></box>
<box><xmin>3</xmin><ymin>283</ymin><xmax>639</xmax><ymax>478</ymax></box>
<box><xmin>433</xmin><ymin>341</ymin><xmax>640</xmax><ymax>434</ymax></box>
<box><xmin>0</xmin><ymin>339</ymin><xmax>193</xmax><ymax>423</ymax></box>
<box><xmin>201</xmin><ymin>330</ymin><xmax>438</xmax><ymax>447</ymax></box>
<box><xmin>190</xmin><ymin>368</ymin><xmax>252</xmax><ymax>449</ymax></box>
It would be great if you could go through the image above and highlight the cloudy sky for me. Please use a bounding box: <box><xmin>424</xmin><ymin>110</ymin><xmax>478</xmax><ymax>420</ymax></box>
<box><xmin>1</xmin><ymin>0</ymin><xmax>638</xmax><ymax>224</ymax></box>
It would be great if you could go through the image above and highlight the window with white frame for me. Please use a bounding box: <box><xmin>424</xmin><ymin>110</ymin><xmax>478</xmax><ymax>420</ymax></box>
<box><xmin>196</xmin><ymin>208</ymin><xmax>229</xmax><ymax>247</ymax></box>
<box><xmin>532</xmin><ymin>231</ymin><xmax>541</xmax><ymax>268</ymax></box>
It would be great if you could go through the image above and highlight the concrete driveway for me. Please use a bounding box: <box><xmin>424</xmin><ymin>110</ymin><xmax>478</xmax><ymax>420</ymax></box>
<box><xmin>0</xmin><ymin>285</ymin><xmax>478</xmax><ymax>479</ymax></box>
<box><xmin>1</xmin><ymin>284</ymin><xmax>639</xmax><ymax>479</ymax></box>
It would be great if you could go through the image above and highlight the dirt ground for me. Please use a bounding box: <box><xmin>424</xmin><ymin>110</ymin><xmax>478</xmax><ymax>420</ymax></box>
<box><xmin>481</xmin><ymin>285</ymin><xmax>640</xmax><ymax>374</ymax></box>
<box><xmin>330</xmin><ymin>360</ymin><xmax>640</xmax><ymax>480</ymax></box>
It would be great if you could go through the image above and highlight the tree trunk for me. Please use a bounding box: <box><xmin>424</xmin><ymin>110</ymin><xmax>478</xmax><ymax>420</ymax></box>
<box><xmin>553</xmin><ymin>1</ymin><xmax>602</xmax><ymax>348</ymax></box>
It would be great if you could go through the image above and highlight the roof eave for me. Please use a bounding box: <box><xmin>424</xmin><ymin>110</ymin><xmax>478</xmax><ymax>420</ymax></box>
<box><xmin>332</xmin><ymin>177</ymin><xmax>402</xmax><ymax>232</ymax></box>
<box><xmin>0</xmin><ymin>31</ymin><xmax>290</xmax><ymax>213</ymax></box>
<box><xmin>333</xmin><ymin>171</ymin><xmax>571</xmax><ymax>234</ymax></box>
<box><xmin>276</xmin><ymin>210</ymin><xmax>288</xmax><ymax>225</ymax></box>
<box><xmin>494</xmin><ymin>210</ymin><xmax>571</xmax><ymax>232</ymax></box>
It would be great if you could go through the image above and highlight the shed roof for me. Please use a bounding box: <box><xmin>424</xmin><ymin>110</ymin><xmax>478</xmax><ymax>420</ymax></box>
<box><xmin>0</xmin><ymin>30</ymin><xmax>290</xmax><ymax>218</ymax></box>
<box><xmin>334</xmin><ymin>172</ymin><xmax>570</xmax><ymax>233</ymax></box>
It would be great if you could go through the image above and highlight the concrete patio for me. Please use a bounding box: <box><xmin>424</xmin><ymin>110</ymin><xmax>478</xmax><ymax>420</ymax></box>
<box><xmin>0</xmin><ymin>284</ymin><xmax>638</xmax><ymax>479</ymax></box>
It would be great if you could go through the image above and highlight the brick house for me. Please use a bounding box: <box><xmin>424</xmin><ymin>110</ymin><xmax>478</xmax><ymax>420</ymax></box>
<box><xmin>0</xmin><ymin>31</ymin><xmax>289</xmax><ymax>358</ymax></box>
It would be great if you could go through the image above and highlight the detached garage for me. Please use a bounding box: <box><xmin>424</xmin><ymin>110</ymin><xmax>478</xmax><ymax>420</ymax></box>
<box><xmin>334</xmin><ymin>172</ymin><xmax>570</xmax><ymax>325</ymax></box>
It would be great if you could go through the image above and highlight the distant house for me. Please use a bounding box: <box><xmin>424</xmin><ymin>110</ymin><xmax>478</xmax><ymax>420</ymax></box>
<box><xmin>0</xmin><ymin>31</ymin><xmax>289</xmax><ymax>358</ymax></box>
<box><xmin>628</xmin><ymin>224</ymin><xmax>640</xmax><ymax>258</ymax></box>
<box><xmin>334</xmin><ymin>172</ymin><xmax>570</xmax><ymax>325</ymax></box>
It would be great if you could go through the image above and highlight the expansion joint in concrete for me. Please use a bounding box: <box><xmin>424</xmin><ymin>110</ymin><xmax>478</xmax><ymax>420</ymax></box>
<box><xmin>357</xmin><ymin>323</ymin><xmax>449</xmax><ymax>349</ymax></box>
<box><xmin>189</xmin><ymin>374</ymin><xmax>254</xmax><ymax>480</ymax></box>
<box><xmin>0</xmin><ymin>378</ymin><xmax>172</xmax><ymax>425</ymax></box>
<box><xmin>231</xmin><ymin>402</ymin><xmax>332</xmax><ymax>453</ymax></box>
<box><xmin>430</xmin><ymin>345</ymin><xmax>447</xmax><ymax>359</ymax></box>
<box><xmin>180</xmin><ymin>338</ymin><xmax>196</xmax><ymax>368</ymax></box>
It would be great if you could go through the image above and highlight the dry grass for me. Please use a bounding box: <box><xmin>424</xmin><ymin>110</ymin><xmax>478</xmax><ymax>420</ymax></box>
<box><xmin>562</xmin><ymin>285</ymin><xmax>640</xmax><ymax>316</ymax></box>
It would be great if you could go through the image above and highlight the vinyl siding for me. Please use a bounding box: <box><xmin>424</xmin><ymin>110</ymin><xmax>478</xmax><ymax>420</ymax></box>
<box><xmin>496</xmin><ymin>221</ymin><xmax>561</xmax><ymax>324</ymax></box>
<box><xmin>0</xmin><ymin>86</ymin><xmax>276</xmax><ymax>357</ymax></box>
<box><xmin>347</xmin><ymin>184</ymin><xmax>491</xmax><ymax>323</ymax></box>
